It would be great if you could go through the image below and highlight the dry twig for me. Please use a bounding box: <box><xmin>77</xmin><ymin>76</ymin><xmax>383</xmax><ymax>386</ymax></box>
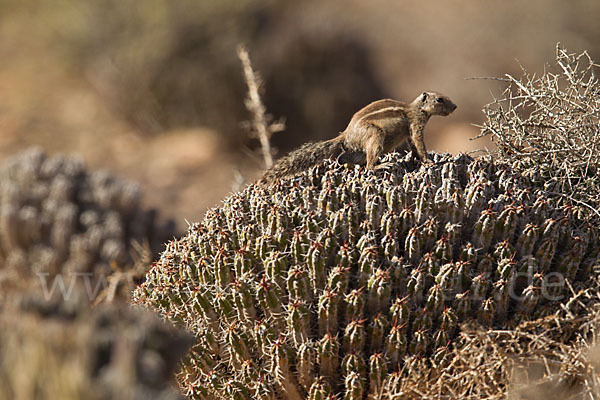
<box><xmin>237</xmin><ymin>44</ymin><xmax>285</xmax><ymax>169</ymax></box>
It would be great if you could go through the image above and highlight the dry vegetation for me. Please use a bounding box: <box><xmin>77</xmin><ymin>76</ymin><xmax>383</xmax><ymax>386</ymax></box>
<box><xmin>388</xmin><ymin>281</ymin><xmax>600</xmax><ymax>399</ymax></box>
<box><xmin>237</xmin><ymin>45</ymin><xmax>286</xmax><ymax>170</ymax></box>
<box><xmin>478</xmin><ymin>44</ymin><xmax>600</xmax><ymax>222</ymax></box>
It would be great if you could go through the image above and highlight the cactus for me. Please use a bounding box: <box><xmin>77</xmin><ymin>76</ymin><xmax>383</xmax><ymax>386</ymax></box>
<box><xmin>0</xmin><ymin>288</ymin><xmax>192</xmax><ymax>399</ymax></box>
<box><xmin>133</xmin><ymin>152</ymin><xmax>599</xmax><ymax>399</ymax></box>
<box><xmin>0</xmin><ymin>147</ymin><xmax>175</xmax><ymax>301</ymax></box>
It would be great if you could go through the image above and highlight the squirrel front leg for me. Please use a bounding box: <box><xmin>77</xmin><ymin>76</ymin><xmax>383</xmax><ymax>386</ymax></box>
<box><xmin>409</xmin><ymin>123</ymin><xmax>428</xmax><ymax>161</ymax></box>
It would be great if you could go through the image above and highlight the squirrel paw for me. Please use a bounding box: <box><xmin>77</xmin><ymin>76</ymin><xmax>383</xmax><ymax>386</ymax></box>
<box><xmin>374</xmin><ymin>161</ymin><xmax>395</xmax><ymax>171</ymax></box>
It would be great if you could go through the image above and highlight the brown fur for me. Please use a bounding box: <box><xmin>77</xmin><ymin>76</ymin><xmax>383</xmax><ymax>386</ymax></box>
<box><xmin>258</xmin><ymin>92</ymin><xmax>457</xmax><ymax>185</ymax></box>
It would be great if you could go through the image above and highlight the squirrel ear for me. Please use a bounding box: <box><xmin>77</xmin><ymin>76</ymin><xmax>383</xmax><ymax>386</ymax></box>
<box><xmin>421</xmin><ymin>92</ymin><xmax>428</xmax><ymax>101</ymax></box>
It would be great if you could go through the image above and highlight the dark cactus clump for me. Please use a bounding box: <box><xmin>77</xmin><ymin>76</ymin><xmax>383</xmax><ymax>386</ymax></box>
<box><xmin>0</xmin><ymin>147</ymin><xmax>175</xmax><ymax>300</ymax></box>
<box><xmin>0</xmin><ymin>289</ymin><xmax>192</xmax><ymax>399</ymax></box>
<box><xmin>134</xmin><ymin>152</ymin><xmax>599</xmax><ymax>400</ymax></box>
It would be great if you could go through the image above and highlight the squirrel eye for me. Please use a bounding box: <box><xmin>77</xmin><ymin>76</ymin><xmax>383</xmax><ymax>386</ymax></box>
<box><xmin>436</xmin><ymin>97</ymin><xmax>444</xmax><ymax>103</ymax></box>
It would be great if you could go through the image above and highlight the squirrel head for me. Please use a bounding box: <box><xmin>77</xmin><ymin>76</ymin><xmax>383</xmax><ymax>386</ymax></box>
<box><xmin>415</xmin><ymin>92</ymin><xmax>457</xmax><ymax>116</ymax></box>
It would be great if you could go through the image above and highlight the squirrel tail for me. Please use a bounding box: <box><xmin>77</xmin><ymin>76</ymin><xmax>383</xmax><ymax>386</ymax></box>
<box><xmin>258</xmin><ymin>137</ymin><xmax>345</xmax><ymax>185</ymax></box>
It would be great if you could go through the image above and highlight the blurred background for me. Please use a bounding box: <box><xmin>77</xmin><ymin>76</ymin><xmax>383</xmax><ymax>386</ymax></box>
<box><xmin>1</xmin><ymin>0</ymin><xmax>599</xmax><ymax>224</ymax></box>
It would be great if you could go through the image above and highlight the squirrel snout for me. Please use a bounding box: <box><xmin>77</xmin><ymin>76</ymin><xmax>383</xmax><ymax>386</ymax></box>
<box><xmin>445</xmin><ymin>103</ymin><xmax>457</xmax><ymax>115</ymax></box>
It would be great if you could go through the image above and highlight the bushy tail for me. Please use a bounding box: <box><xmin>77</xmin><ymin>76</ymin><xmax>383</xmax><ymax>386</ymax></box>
<box><xmin>258</xmin><ymin>137</ymin><xmax>345</xmax><ymax>185</ymax></box>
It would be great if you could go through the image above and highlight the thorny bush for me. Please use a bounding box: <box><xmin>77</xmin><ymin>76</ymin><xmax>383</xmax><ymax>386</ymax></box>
<box><xmin>479</xmin><ymin>44</ymin><xmax>600</xmax><ymax>222</ymax></box>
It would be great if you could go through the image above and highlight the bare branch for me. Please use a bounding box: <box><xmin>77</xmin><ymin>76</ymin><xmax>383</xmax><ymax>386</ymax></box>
<box><xmin>475</xmin><ymin>44</ymin><xmax>600</xmax><ymax>222</ymax></box>
<box><xmin>237</xmin><ymin>44</ymin><xmax>286</xmax><ymax>169</ymax></box>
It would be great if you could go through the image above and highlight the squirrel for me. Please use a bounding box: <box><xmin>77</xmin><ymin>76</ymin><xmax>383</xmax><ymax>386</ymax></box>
<box><xmin>258</xmin><ymin>91</ymin><xmax>457</xmax><ymax>185</ymax></box>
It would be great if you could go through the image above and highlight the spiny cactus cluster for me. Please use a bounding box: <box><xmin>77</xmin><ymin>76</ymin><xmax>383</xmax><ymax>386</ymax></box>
<box><xmin>0</xmin><ymin>148</ymin><xmax>175</xmax><ymax>295</ymax></box>
<box><xmin>134</xmin><ymin>152</ymin><xmax>599</xmax><ymax>400</ymax></box>
<box><xmin>0</xmin><ymin>289</ymin><xmax>192</xmax><ymax>400</ymax></box>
